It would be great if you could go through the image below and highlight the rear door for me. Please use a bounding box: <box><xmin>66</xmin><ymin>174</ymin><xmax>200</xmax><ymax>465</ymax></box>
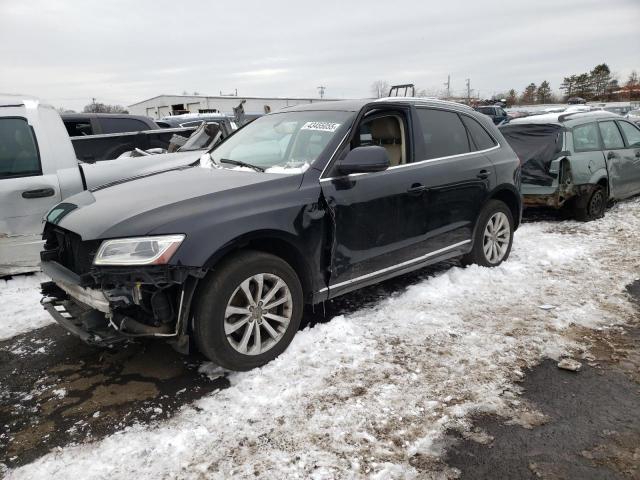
<box><xmin>412</xmin><ymin>107</ymin><xmax>495</xmax><ymax>251</ymax></box>
<box><xmin>0</xmin><ymin>110</ymin><xmax>61</xmax><ymax>274</ymax></box>
<box><xmin>616</xmin><ymin>120</ymin><xmax>640</xmax><ymax>196</ymax></box>
<box><xmin>598</xmin><ymin>120</ymin><xmax>633</xmax><ymax>198</ymax></box>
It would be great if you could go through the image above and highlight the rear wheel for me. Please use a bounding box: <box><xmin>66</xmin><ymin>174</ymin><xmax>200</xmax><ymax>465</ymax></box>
<box><xmin>463</xmin><ymin>200</ymin><xmax>514</xmax><ymax>267</ymax></box>
<box><xmin>193</xmin><ymin>250</ymin><xmax>303</xmax><ymax>371</ymax></box>
<box><xmin>572</xmin><ymin>185</ymin><xmax>606</xmax><ymax>221</ymax></box>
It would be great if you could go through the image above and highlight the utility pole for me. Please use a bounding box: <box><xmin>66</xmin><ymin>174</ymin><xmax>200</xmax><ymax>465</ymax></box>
<box><xmin>317</xmin><ymin>86</ymin><xmax>326</xmax><ymax>99</ymax></box>
<box><xmin>465</xmin><ymin>78</ymin><xmax>472</xmax><ymax>104</ymax></box>
<box><xmin>444</xmin><ymin>75</ymin><xmax>451</xmax><ymax>98</ymax></box>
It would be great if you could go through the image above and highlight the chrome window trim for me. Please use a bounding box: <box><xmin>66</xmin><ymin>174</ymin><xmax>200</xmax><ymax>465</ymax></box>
<box><xmin>319</xmin><ymin>105</ymin><xmax>501</xmax><ymax>182</ymax></box>
<box><xmin>319</xmin><ymin>144</ymin><xmax>500</xmax><ymax>182</ymax></box>
<box><xmin>317</xmin><ymin>239</ymin><xmax>471</xmax><ymax>293</ymax></box>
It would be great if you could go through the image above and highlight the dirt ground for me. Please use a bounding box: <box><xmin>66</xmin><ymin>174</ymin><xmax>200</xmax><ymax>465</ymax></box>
<box><xmin>445</xmin><ymin>280</ymin><xmax>640</xmax><ymax>480</ymax></box>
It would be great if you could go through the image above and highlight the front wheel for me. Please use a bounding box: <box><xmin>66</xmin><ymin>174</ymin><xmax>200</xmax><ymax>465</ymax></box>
<box><xmin>463</xmin><ymin>200</ymin><xmax>514</xmax><ymax>267</ymax></box>
<box><xmin>193</xmin><ymin>250</ymin><xmax>303</xmax><ymax>371</ymax></box>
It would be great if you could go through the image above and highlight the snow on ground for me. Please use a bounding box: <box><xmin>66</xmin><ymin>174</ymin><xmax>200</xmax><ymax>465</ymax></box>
<box><xmin>0</xmin><ymin>273</ymin><xmax>53</xmax><ymax>341</ymax></box>
<box><xmin>6</xmin><ymin>198</ymin><xmax>640</xmax><ymax>479</ymax></box>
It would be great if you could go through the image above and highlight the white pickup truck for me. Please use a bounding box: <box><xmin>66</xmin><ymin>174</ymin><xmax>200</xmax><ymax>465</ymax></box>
<box><xmin>0</xmin><ymin>95</ymin><xmax>205</xmax><ymax>276</ymax></box>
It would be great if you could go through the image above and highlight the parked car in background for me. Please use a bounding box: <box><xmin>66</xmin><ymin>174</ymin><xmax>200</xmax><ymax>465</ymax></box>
<box><xmin>117</xmin><ymin>121</ymin><xmax>234</xmax><ymax>157</ymax></box>
<box><xmin>0</xmin><ymin>95</ymin><xmax>206</xmax><ymax>276</ymax></box>
<box><xmin>603</xmin><ymin>105</ymin><xmax>633</xmax><ymax>116</ymax></box>
<box><xmin>62</xmin><ymin>113</ymin><xmax>159</xmax><ymax>136</ymax></box>
<box><xmin>39</xmin><ymin>97</ymin><xmax>522</xmax><ymax>371</ymax></box>
<box><xmin>156</xmin><ymin>113</ymin><xmax>237</xmax><ymax>129</ymax></box>
<box><xmin>500</xmin><ymin>111</ymin><xmax>640</xmax><ymax>221</ymax></box>
<box><xmin>626</xmin><ymin>109</ymin><xmax>640</xmax><ymax>126</ymax></box>
<box><xmin>475</xmin><ymin>105</ymin><xmax>510</xmax><ymax>125</ymax></box>
<box><xmin>62</xmin><ymin>113</ymin><xmax>196</xmax><ymax>162</ymax></box>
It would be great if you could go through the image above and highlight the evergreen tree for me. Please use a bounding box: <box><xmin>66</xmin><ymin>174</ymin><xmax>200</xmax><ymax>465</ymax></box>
<box><xmin>537</xmin><ymin>81</ymin><xmax>552</xmax><ymax>104</ymax></box>
<box><xmin>573</xmin><ymin>73</ymin><xmax>593</xmax><ymax>100</ymax></box>
<box><xmin>560</xmin><ymin>75</ymin><xmax>577</xmax><ymax>99</ymax></box>
<box><xmin>521</xmin><ymin>83</ymin><xmax>537</xmax><ymax>104</ymax></box>
<box><xmin>590</xmin><ymin>63</ymin><xmax>611</xmax><ymax>100</ymax></box>
<box><xmin>507</xmin><ymin>89</ymin><xmax>518</xmax><ymax>106</ymax></box>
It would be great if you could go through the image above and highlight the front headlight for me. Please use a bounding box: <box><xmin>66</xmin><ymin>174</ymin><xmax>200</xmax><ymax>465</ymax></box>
<box><xmin>93</xmin><ymin>235</ymin><xmax>185</xmax><ymax>266</ymax></box>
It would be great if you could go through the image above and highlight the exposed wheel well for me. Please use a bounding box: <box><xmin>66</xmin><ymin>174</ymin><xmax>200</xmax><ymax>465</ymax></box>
<box><xmin>490</xmin><ymin>188</ymin><xmax>521</xmax><ymax>228</ymax></box>
<box><xmin>206</xmin><ymin>236</ymin><xmax>313</xmax><ymax>303</ymax></box>
<box><xmin>596</xmin><ymin>177</ymin><xmax>609</xmax><ymax>196</ymax></box>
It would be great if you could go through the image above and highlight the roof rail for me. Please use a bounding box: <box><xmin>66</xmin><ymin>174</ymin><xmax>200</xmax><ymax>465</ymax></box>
<box><xmin>374</xmin><ymin>97</ymin><xmax>473</xmax><ymax>110</ymax></box>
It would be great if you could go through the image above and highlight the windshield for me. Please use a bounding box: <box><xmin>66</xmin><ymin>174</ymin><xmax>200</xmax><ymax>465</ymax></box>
<box><xmin>208</xmin><ymin>110</ymin><xmax>354</xmax><ymax>172</ymax></box>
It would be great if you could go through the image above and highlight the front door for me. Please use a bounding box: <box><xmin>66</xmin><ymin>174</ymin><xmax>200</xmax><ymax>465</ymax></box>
<box><xmin>616</xmin><ymin>120</ymin><xmax>640</xmax><ymax>197</ymax></box>
<box><xmin>598</xmin><ymin>120</ymin><xmax>634</xmax><ymax>198</ymax></box>
<box><xmin>0</xmin><ymin>114</ymin><xmax>61</xmax><ymax>275</ymax></box>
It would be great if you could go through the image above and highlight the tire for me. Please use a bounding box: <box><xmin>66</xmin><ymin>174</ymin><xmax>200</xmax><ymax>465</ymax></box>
<box><xmin>462</xmin><ymin>199</ymin><xmax>514</xmax><ymax>267</ymax></box>
<box><xmin>572</xmin><ymin>185</ymin><xmax>606</xmax><ymax>222</ymax></box>
<box><xmin>193</xmin><ymin>250</ymin><xmax>303</xmax><ymax>371</ymax></box>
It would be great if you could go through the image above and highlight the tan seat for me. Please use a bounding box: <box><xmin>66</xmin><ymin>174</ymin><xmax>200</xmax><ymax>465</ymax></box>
<box><xmin>369</xmin><ymin>117</ymin><xmax>404</xmax><ymax>166</ymax></box>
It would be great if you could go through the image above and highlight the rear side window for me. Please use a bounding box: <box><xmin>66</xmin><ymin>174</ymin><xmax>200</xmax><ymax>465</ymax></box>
<box><xmin>416</xmin><ymin>108</ymin><xmax>470</xmax><ymax>159</ymax></box>
<box><xmin>598</xmin><ymin>121</ymin><xmax>624</xmax><ymax>150</ymax></box>
<box><xmin>0</xmin><ymin>118</ymin><xmax>41</xmax><ymax>178</ymax></box>
<box><xmin>461</xmin><ymin>115</ymin><xmax>497</xmax><ymax>151</ymax></box>
<box><xmin>572</xmin><ymin>123</ymin><xmax>600</xmax><ymax>151</ymax></box>
<box><xmin>617</xmin><ymin>121</ymin><xmax>640</xmax><ymax>148</ymax></box>
<box><xmin>64</xmin><ymin>120</ymin><xmax>93</xmax><ymax>136</ymax></box>
<box><xmin>99</xmin><ymin>117</ymin><xmax>150</xmax><ymax>134</ymax></box>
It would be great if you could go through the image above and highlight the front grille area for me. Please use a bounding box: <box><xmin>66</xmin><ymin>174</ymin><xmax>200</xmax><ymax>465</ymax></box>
<box><xmin>41</xmin><ymin>224</ymin><xmax>100</xmax><ymax>276</ymax></box>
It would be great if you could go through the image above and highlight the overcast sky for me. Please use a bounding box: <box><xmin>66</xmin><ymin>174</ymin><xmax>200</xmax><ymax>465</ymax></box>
<box><xmin>1</xmin><ymin>0</ymin><xmax>638</xmax><ymax>111</ymax></box>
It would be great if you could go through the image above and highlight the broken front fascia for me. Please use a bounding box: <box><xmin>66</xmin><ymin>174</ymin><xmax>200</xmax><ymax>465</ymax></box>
<box><xmin>41</xmin><ymin>262</ymin><xmax>204</xmax><ymax>351</ymax></box>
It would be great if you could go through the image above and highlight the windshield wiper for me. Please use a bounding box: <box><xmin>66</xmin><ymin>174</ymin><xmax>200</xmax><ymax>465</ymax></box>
<box><xmin>219</xmin><ymin>158</ymin><xmax>265</xmax><ymax>172</ymax></box>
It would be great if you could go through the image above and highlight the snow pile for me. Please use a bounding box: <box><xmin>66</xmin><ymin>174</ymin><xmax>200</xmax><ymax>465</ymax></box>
<box><xmin>7</xmin><ymin>199</ymin><xmax>640</xmax><ymax>479</ymax></box>
<box><xmin>0</xmin><ymin>273</ymin><xmax>53</xmax><ymax>341</ymax></box>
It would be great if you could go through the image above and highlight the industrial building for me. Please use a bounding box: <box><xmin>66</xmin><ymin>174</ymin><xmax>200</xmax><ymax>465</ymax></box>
<box><xmin>127</xmin><ymin>94</ymin><xmax>340</xmax><ymax>119</ymax></box>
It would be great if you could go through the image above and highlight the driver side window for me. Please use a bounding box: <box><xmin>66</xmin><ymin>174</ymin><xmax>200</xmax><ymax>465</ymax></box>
<box><xmin>0</xmin><ymin>118</ymin><xmax>41</xmax><ymax>179</ymax></box>
<box><xmin>354</xmin><ymin>115</ymin><xmax>406</xmax><ymax>167</ymax></box>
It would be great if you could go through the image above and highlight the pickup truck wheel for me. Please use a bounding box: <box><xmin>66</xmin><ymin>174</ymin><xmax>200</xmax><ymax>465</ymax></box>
<box><xmin>463</xmin><ymin>200</ymin><xmax>514</xmax><ymax>267</ymax></box>
<box><xmin>193</xmin><ymin>251</ymin><xmax>303</xmax><ymax>371</ymax></box>
<box><xmin>572</xmin><ymin>186</ymin><xmax>606</xmax><ymax>221</ymax></box>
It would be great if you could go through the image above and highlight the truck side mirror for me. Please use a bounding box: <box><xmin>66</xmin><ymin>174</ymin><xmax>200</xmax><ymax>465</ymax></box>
<box><xmin>337</xmin><ymin>146</ymin><xmax>390</xmax><ymax>175</ymax></box>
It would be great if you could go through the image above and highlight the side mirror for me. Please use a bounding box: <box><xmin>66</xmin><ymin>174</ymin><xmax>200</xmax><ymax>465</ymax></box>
<box><xmin>337</xmin><ymin>146</ymin><xmax>390</xmax><ymax>175</ymax></box>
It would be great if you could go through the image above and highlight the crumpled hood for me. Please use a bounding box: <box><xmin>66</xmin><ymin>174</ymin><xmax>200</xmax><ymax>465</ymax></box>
<box><xmin>51</xmin><ymin>166</ymin><xmax>300</xmax><ymax>240</ymax></box>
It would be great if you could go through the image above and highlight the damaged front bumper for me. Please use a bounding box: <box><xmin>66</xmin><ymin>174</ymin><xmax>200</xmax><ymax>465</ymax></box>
<box><xmin>40</xmin><ymin>259</ymin><xmax>201</xmax><ymax>352</ymax></box>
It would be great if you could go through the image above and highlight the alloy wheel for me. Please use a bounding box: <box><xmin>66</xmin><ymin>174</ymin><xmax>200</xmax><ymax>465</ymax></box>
<box><xmin>223</xmin><ymin>273</ymin><xmax>293</xmax><ymax>355</ymax></box>
<box><xmin>482</xmin><ymin>211</ymin><xmax>510</xmax><ymax>264</ymax></box>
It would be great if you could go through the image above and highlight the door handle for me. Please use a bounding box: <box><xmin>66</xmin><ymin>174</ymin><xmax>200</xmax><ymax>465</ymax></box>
<box><xmin>476</xmin><ymin>169</ymin><xmax>490</xmax><ymax>180</ymax></box>
<box><xmin>607</xmin><ymin>151</ymin><xmax>617</xmax><ymax>160</ymax></box>
<box><xmin>406</xmin><ymin>183</ymin><xmax>428</xmax><ymax>195</ymax></box>
<box><xmin>22</xmin><ymin>188</ymin><xmax>55</xmax><ymax>199</ymax></box>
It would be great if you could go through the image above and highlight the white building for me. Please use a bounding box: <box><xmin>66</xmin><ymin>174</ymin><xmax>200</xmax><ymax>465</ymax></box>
<box><xmin>128</xmin><ymin>94</ymin><xmax>341</xmax><ymax>119</ymax></box>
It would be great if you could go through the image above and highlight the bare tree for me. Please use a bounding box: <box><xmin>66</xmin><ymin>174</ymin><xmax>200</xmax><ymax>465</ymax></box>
<box><xmin>371</xmin><ymin>80</ymin><xmax>390</xmax><ymax>98</ymax></box>
<box><xmin>83</xmin><ymin>100</ymin><xmax>128</xmax><ymax>114</ymax></box>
